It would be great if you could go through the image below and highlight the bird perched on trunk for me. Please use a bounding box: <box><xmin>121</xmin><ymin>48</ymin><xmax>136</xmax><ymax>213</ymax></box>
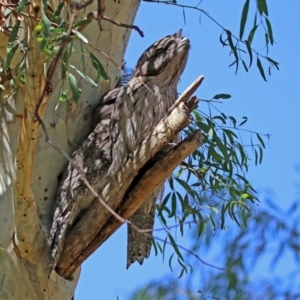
<box><xmin>48</xmin><ymin>31</ymin><xmax>190</xmax><ymax>274</ymax></box>
<box><xmin>108</xmin><ymin>30</ymin><xmax>190</xmax><ymax>267</ymax></box>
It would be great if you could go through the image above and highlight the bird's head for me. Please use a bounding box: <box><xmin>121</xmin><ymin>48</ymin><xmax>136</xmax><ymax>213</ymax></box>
<box><xmin>132</xmin><ymin>31</ymin><xmax>190</xmax><ymax>86</ymax></box>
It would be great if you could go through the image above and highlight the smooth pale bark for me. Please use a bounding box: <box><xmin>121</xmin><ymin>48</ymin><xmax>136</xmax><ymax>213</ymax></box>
<box><xmin>0</xmin><ymin>1</ymin><xmax>140</xmax><ymax>299</ymax></box>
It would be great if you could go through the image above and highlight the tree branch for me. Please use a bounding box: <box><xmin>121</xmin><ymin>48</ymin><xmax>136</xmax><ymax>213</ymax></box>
<box><xmin>57</xmin><ymin>100</ymin><xmax>201</xmax><ymax>278</ymax></box>
<box><xmin>91</xmin><ymin>130</ymin><xmax>202</xmax><ymax>249</ymax></box>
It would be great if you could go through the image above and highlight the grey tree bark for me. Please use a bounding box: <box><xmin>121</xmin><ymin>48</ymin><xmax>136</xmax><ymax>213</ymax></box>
<box><xmin>0</xmin><ymin>0</ymin><xmax>140</xmax><ymax>298</ymax></box>
<box><xmin>0</xmin><ymin>0</ymin><xmax>203</xmax><ymax>297</ymax></box>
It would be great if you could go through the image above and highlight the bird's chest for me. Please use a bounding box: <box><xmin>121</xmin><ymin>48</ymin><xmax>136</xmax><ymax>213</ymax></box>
<box><xmin>125</xmin><ymin>86</ymin><xmax>177</xmax><ymax>143</ymax></box>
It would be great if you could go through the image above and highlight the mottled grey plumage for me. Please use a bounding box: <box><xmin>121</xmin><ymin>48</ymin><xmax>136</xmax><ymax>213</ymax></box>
<box><xmin>48</xmin><ymin>31</ymin><xmax>190</xmax><ymax>274</ymax></box>
<box><xmin>108</xmin><ymin>31</ymin><xmax>190</xmax><ymax>267</ymax></box>
<box><xmin>48</xmin><ymin>89</ymin><xmax>118</xmax><ymax>274</ymax></box>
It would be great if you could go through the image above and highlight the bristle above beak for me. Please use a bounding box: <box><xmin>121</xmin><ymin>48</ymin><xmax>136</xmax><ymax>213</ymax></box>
<box><xmin>174</xmin><ymin>29</ymin><xmax>183</xmax><ymax>38</ymax></box>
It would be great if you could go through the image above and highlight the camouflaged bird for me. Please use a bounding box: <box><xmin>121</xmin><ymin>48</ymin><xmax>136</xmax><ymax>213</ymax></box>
<box><xmin>109</xmin><ymin>30</ymin><xmax>190</xmax><ymax>267</ymax></box>
<box><xmin>48</xmin><ymin>31</ymin><xmax>190</xmax><ymax>273</ymax></box>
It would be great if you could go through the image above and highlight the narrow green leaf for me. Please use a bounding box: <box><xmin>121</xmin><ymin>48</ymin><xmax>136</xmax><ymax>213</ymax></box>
<box><xmin>214</xmin><ymin>135</ymin><xmax>228</xmax><ymax>160</ymax></box>
<box><xmin>178</xmin><ymin>267</ymin><xmax>185</xmax><ymax>279</ymax></box>
<box><xmin>39</xmin><ymin>39</ymin><xmax>47</xmax><ymax>52</ymax></box>
<box><xmin>197</xmin><ymin>213</ymin><xmax>205</xmax><ymax>236</ymax></box>
<box><xmin>256</xmin><ymin>133</ymin><xmax>265</xmax><ymax>148</ymax></box>
<box><xmin>59</xmin><ymin>89</ymin><xmax>68</xmax><ymax>102</ymax></box>
<box><xmin>169</xmin><ymin>177</ymin><xmax>174</xmax><ymax>190</ymax></box>
<box><xmin>245</xmin><ymin>40</ymin><xmax>253</xmax><ymax>67</ymax></box>
<box><xmin>74</xmin><ymin>68</ymin><xmax>98</xmax><ymax>87</ymax></box>
<box><xmin>186</xmin><ymin>157</ymin><xmax>192</xmax><ymax>182</ymax></box>
<box><xmin>197</xmin><ymin>122</ymin><xmax>210</xmax><ymax>134</ymax></box>
<box><xmin>257</xmin><ymin>57</ymin><xmax>267</xmax><ymax>81</ymax></box>
<box><xmin>257</xmin><ymin>0</ymin><xmax>268</xmax><ymax>16</ymax></box>
<box><xmin>156</xmin><ymin>240</ymin><xmax>163</xmax><ymax>254</ymax></box>
<box><xmin>32</xmin><ymin>21</ymin><xmax>43</xmax><ymax>40</ymax></box>
<box><xmin>193</xmin><ymin>110</ymin><xmax>203</xmax><ymax>123</ymax></box>
<box><xmin>259</xmin><ymin>146</ymin><xmax>263</xmax><ymax>164</ymax></box>
<box><xmin>152</xmin><ymin>240</ymin><xmax>159</xmax><ymax>256</ymax></box>
<box><xmin>158</xmin><ymin>192</ymin><xmax>171</xmax><ymax>213</ymax></box>
<box><xmin>228</xmin><ymin>60</ymin><xmax>237</xmax><ymax>68</ymax></box>
<box><xmin>4</xmin><ymin>44</ymin><xmax>19</xmax><ymax>70</ymax></box>
<box><xmin>265</xmin><ymin>32</ymin><xmax>269</xmax><ymax>45</ymax></box>
<box><xmin>168</xmin><ymin>233</ymin><xmax>184</xmax><ymax>261</ymax></box>
<box><xmin>265</xmin><ymin>18</ymin><xmax>274</xmax><ymax>45</ymax></box>
<box><xmin>210</xmin><ymin>206</ymin><xmax>219</xmax><ymax>214</ymax></box>
<box><xmin>54</xmin><ymin>2</ymin><xmax>65</xmax><ymax>17</ymax></box>
<box><xmin>208</xmin><ymin>128</ymin><xmax>214</xmax><ymax>137</ymax></box>
<box><xmin>207</xmin><ymin>214</ymin><xmax>216</xmax><ymax>230</ymax></box>
<box><xmin>50</xmin><ymin>27</ymin><xmax>65</xmax><ymax>34</ymax></box>
<box><xmin>248</xmin><ymin>24</ymin><xmax>258</xmax><ymax>45</ymax></box>
<box><xmin>61</xmin><ymin>51</ymin><xmax>68</xmax><ymax>79</ymax></box>
<box><xmin>239</xmin><ymin>0</ymin><xmax>250</xmax><ymax>40</ymax></box>
<box><xmin>236</xmin><ymin>174</ymin><xmax>250</xmax><ymax>185</ymax></box>
<box><xmin>74</xmin><ymin>19</ymin><xmax>92</xmax><ymax>29</ymax></box>
<box><xmin>229</xmin><ymin>116</ymin><xmax>237</xmax><ymax>128</ymax></box>
<box><xmin>229</xmin><ymin>202</ymin><xmax>241</xmax><ymax>226</ymax></box>
<box><xmin>80</xmin><ymin>41</ymin><xmax>86</xmax><ymax>75</ymax></box>
<box><xmin>90</xmin><ymin>52</ymin><xmax>109</xmax><ymax>81</ymax></box>
<box><xmin>266</xmin><ymin>57</ymin><xmax>279</xmax><ymax>70</ymax></box>
<box><xmin>42</xmin><ymin>12</ymin><xmax>51</xmax><ymax>39</ymax></box>
<box><xmin>238</xmin><ymin>143</ymin><xmax>246</xmax><ymax>165</ymax></box>
<box><xmin>41</xmin><ymin>0</ymin><xmax>48</xmax><ymax>10</ymax></box>
<box><xmin>242</xmin><ymin>60</ymin><xmax>248</xmax><ymax>72</ymax></box>
<box><xmin>177</xmin><ymin>258</ymin><xmax>188</xmax><ymax>278</ymax></box>
<box><xmin>213</xmin><ymin>94</ymin><xmax>231</xmax><ymax>100</ymax></box>
<box><xmin>219</xmin><ymin>32</ymin><xmax>228</xmax><ymax>46</ymax></box>
<box><xmin>241</xmin><ymin>193</ymin><xmax>249</xmax><ymax>199</ymax></box>
<box><xmin>212</xmin><ymin>115</ymin><xmax>226</xmax><ymax>124</ymax></box>
<box><xmin>46</xmin><ymin>9</ymin><xmax>63</xmax><ymax>24</ymax></box>
<box><xmin>223</xmin><ymin>129</ymin><xmax>235</xmax><ymax>144</ymax></box>
<box><xmin>67</xmin><ymin>73</ymin><xmax>82</xmax><ymax>102</ymax></box>
<box><xmin>17</xmin><ymin>0</ymin><xmax>27</xmax><ymax>14</ymax></box>
<box><xmin>226</xmin><ymin>30</ymin><xmax>239</xmax><ymax>73</ymax></box>
<box><xmin>239</xmin><ymin>116</ymin><xmax>248</xmax><ymax>126</ymax></box>
<box><xmin>169</xmin><ymin>193</ymin><xmax>177</xmax><ymax>218</ymax></box>
<box><xmin>168</xmin><ymin>253</ymin><xmax>174</xmax><ymax>272</ymax></box>
<box><xmin>253</xmin><ymin>11</ymin><xmax>257</xmax><ymax>28</ymax></box>
<box><xmin>7</xmin><ymin>21</ymin><xmax>20</xmax><ymax>46</ymax></box>
<box><xmin>174</xmin><ymin>177</ymin><xmax>194</xmax><ymax>197</ymax></box>
<box><xmin>68</xmin><ymin>41</ymin><xmax>75</xmax><ymax>57</ymax></box>
<box><xmin>221</xmin><ymin>203</ymin><xmax>229</xmax><ymax>229</ymax></box>
<box><xmin>71</xmin><ymin>29</ymin><xmax>88</xmax><ymax>43</ymax></box>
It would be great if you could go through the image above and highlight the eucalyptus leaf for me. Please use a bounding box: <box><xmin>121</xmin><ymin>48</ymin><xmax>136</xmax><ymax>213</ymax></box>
<box><xmin>239</xmin><ymin>0</ymin><xmax>249</xmax><ymax>40</ymax></box>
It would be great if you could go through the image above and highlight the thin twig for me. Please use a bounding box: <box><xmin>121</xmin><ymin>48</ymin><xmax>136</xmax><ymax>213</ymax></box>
<box><xmin>129</xmin><ymin>221</ymin><xmax>226</xmax><ymax>271</ymax></box>
<box><xmin>180</xmin><ymin>161</ymin><xmax>202</xmax><ymax>179</ymax></box>
<box><xmin>103</xmin><ymin>15</ymin><xmax>144</xmax><ymax>37</ymax></box>
<box><xmin>143</xmin><ymin>0</ymin><xmax>276</xmax><ymax>64</ymax></box>
<box><xmin>167</xmin><ymin>75</ymin><xmax>204</xmax><ymax>115</ymax></box>
<box><xmin>87</xmin><ymin>12</ymin><xmax>144</xmax><ymax>37</ymax></box>
<box><xmin>152</xmin><ymin>233</ymin><xmax>226</xmax><ymax>270</ymax></box>
<box><xmin>97</xmin><ymin>0</ymin><xmax>106</xmax><ymax>29</ymax></box>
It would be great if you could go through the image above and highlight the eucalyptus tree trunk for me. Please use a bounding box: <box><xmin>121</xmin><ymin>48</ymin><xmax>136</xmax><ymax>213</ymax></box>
<box><xmin>0</xmin><ymin>0</ymin><xmax>139</xmax><ymax>298</ymax></box>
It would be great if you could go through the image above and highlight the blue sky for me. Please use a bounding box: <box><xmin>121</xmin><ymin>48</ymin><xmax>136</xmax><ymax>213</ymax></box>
<box><xmin>75</xmin><ymin>1</ymin><xmax>300</xmax><ymax>299</ymax></box>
